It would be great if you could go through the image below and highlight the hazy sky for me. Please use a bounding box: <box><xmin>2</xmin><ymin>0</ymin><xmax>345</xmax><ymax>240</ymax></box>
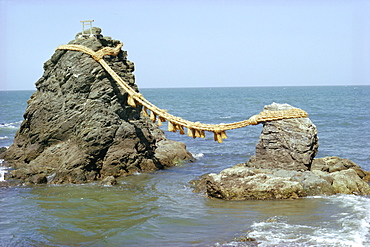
<box><xmin>1</xmin><ymin>0</ymin><xmax>369</xmax><ymax>90</ymax></box>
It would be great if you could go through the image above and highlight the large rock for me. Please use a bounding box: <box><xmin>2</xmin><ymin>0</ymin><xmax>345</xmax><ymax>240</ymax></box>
<box><xmin>1</xmin><ymin>28</ymin><xmax>193</xmax><ymax>184</ymax></box>
<box><xmin>193</xmin><ymin>165</ymin><xmax>337</xmax><ymax>200</ymax></box>
<box><xmin>193</xmin><ymin>103</ymin><xmax>370</xmax><ymax>200</ymax></box>
<box><xmin>193</xmin><ymin>158</ymin><xmax>370</xmax><ymax>200</ymax></box>
<box><xmin>196</xmin><ymin>166</ymin><xmax>306</xmax><ymax>200</ymax></box>
<box><xmin>246</xmin><ymin>103</ymin><xmax>318</xmax><ymax>171</ymax></box>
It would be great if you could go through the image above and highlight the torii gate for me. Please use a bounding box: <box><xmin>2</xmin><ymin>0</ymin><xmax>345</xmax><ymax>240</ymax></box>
<box><xmin>80</xmin><ymin>20</ymin><xmax>94</xmax><ymax>37</ymax></box>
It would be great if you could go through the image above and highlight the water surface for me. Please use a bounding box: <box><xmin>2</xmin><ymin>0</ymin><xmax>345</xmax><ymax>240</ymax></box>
<box><xmin>1</xmin><ymin>86</ymin><xmax>369</xmax><ymax>246</ymax></box>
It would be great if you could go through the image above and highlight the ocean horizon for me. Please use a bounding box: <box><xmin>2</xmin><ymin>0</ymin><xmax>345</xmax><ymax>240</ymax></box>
<box><xmin>1</xmin><ymin>84</ymin><xmax>369</xmax><ymax>91</ymax></box>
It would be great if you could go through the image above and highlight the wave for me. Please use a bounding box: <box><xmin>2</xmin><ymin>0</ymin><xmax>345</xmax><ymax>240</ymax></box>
<box><xmin>246</xmin><ymin>194</ymin><xmax>370</xmax><ymax>246</ymax></box>
<box><xmin>192</xmin><ymin>153</ymin><xmax>204</xmax><ymax>159</ymax></box>
<box><xmin>0</xmin><ymin>121</ymin><xmax>22</xmax><ymax>129</ymax></box>
<box><xmin>0</xmin><ymin>164</ymin><xmax>8</xmax><ymax>181</ymax></box>
<box><xmin>0</xmin><ymin>136</ymin><xmax>9</xmax><ymax>140</ymax></box>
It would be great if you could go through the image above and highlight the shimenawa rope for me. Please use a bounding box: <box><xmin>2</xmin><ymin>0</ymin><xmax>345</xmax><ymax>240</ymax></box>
<box><xmin>56</xmin><ymin>42</ymin><xmax>308</xmax><ymax>143</ymax></box>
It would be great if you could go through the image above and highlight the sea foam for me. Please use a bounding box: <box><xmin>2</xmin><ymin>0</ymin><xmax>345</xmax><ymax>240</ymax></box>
<box><xmin>247</xmin><ymin>195</ymin><xmax>370</xmax><ymax>247</ymax></box>
<box><xmin>0</xmin><ymin>122</ymin><xmax>21</xmax><ymax>129</ymax></box>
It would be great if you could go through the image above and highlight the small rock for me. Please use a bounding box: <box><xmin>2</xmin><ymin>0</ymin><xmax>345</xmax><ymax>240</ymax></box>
<box><xmin>100</xmin><ymin>176</ymin><xmax>117</xmax><ymax>186</ymax></box>
<box><xmin>30</xmin><ymin>174</ymin><xmax>47</xmax><ymax>184</ymax></box>
<box><xmin>154</xmin><ymin>140</ymin><xmax>194</xmax><ymax>167</ymax></box>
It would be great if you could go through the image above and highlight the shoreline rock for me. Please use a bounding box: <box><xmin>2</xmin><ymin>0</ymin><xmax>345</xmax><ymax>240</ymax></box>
<box><xmin>192</xmin><ymin>103</ymin><xmax>370</xmax><ymax>200</ymax></box>
<box><xmin>193</xmin><ymin>158</ymin><xmax>370</xmax><ymax>200</ymax></box>
<box><xmin>0</xmin><ymin>27</ymin><xmax>193</xmax><ymax>185</ymax></box>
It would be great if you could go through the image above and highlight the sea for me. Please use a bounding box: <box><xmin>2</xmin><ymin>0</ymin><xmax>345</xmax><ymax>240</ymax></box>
<box><xmin>0</xmin><ymin>86</ymin><xmax>369</xmax><ymax>247</ymax></box>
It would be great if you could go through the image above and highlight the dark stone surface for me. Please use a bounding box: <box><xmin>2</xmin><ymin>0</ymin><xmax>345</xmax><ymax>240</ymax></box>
<box><xmin>0</xmin><ymin>28</ymin><xmax>193</xmax><ymax>184</ymax></box>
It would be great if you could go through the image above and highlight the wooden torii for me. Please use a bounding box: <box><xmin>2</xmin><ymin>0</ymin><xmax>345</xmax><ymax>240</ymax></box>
<box><xmin>80</xmin><ymin>20</ymin><xmax>94</xmax><ymax>37</ymax></box>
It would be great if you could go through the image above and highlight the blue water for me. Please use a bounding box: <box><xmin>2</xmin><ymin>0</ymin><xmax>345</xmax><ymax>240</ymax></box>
<box><xmin>0</xmin><ymin>91</ymin><xmax>32</xmax><ymax>148</ymax></box>
<box><xmin>0</xmin><ymin>86</ymin><xmax>370</xmax><ymax>246</ymax></box>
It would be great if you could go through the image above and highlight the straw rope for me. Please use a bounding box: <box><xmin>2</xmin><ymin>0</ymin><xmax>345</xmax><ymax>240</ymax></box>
<box><xmin>56</xmin><ymin>42</ymin><xmax>308</xmax><ymax>143</ymax></box>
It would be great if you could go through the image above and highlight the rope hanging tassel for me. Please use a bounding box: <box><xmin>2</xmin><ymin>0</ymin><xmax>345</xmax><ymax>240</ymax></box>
<box><xmin>168</xmin><ymin>122</ymin><xmax>175</xmax><ymax>132</ymax></box>
<box><xmin>56</xmin><ymin>43</ymin><xmax>309</xmax><ymax>143</ymax></box>
<box><xmin>127</xmin><ymin>95</ymin><xmax>136</xmax><ymax>107</ymax></box>
<box><xmin>142</xmin><ymin>107</ymin><xmax>149</xmax><ymax>117</ymax></box>
<box><xmin>149</xmin><ymin>111</ymin><xmax>156</xmax><ymax>123</ymax></box>
<box><xmin>177</xmin><ymin>125</ymin><xmax>185</xmax><ymax>135</ymax></box>
<box><xmin>187</xmin><ymin>128</ymin><xmax>194</xmax><ymax>138</ymax></box>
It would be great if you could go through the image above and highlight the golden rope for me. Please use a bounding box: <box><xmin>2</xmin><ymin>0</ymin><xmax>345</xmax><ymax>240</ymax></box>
<box><xmin>56</xmin><ymin>42</ymin><xmax>308</xmax><ymax>143</ymax></box>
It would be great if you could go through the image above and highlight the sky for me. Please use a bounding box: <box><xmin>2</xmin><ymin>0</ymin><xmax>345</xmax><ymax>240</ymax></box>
<box><xmin>0</xmin><ymin>0</ymin><xmax>369</xmax><ymax>90</ymax></box>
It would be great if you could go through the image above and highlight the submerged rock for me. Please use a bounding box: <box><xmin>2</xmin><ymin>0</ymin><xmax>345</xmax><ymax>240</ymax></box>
<box><xmin>0</xmin><ymin>27</ymin><xmax>193</xmax><ymax>184</ymax></box>
<box><xmin>193</xmin><ymin>103</ymin><xmax>370</xmax><ymax>200</ymax></box>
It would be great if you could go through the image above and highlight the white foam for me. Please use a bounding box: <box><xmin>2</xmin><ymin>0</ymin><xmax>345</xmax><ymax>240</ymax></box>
<box><xmin>0</xmin><ymin>121</ymin><xmax>22</xmax><ymax>129</ymax></box>
<box><xmin>313</xmin><ymin>195</ymin><xmax>370</xmax><ymax>246</ymax></box>
<box><xmin>0</xmin><ymin>136</ymin><xmax>9</xmax><ymax>140</ymax></box>
<box><xmin>0</xmin><ymin>123</ymin><xmax>16</xmax><ymax>129</ymax></box>
<box><xmin>0</xmin><ymin>165</ymin><xmax>8</xmax><ymax>182</ymax></box>
<box><xmin>247</xmin><ymin>195</ymin><xmax>370</xmax><ymax>246</ymax></box>
<box><xmin>193</xmin><ymin>153</ymin><xmax>204</xmax><ymax>159</ymax></box>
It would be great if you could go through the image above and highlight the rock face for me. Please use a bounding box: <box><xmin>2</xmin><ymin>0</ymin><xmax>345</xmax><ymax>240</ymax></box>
<box><xmin>246</xmin><ymin>103</ymin><xmax>318</xmax><ymax>171</ymax></box>
<box><xmin>193</xmin><ymin>103</ymin><xmax>370</xmax><ymax>200</ymax></box>
<box><xmin>0</xmin><ymin>28</ymin><xmax>193</xmax><ymax>184</ymax></box>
